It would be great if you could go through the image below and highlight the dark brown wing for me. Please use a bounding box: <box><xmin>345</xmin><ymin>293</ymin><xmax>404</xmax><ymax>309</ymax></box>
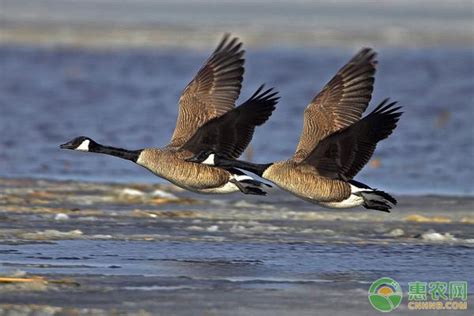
<box><xmin>180</xmin><ymin>85</ymin><xmax>279</xmax><ymax>158</ymax></box>
<box><xmin>293</xmin><ymin>48</ymin><xmax>377</xmax><ymax>161</ymax></box>
<box><xmin>302</xmin><ymin>99</ymin><xmax>402</xmax><ymax>179</ymax></box>
<box><xmin>168</xmin><ymin>34</ymin><xmax>245</xmax><ymax>147</ymax></box>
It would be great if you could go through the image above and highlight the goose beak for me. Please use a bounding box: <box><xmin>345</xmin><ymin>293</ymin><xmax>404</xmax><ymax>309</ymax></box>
<box><xmin>59</xmin><ymin>141</ymin><xmax>74</xmax><ymax>149</ymax></box>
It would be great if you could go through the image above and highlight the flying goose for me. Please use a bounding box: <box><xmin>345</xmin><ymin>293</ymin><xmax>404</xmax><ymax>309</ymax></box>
<box><xmin>187</xmin><ymin>49</ymin><xmax>403</xmax><ymax>212</ymax></box>
<box><xmin>60</xmin><ymin>34</ymin><xmax>279</xmax><ymax>195</ymax></box>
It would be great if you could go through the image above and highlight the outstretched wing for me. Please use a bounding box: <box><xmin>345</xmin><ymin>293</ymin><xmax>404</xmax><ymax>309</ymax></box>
<box><xmin>168</xmin><ymin>34</ymin><xmax>245</xmax><ymax>147</ymax></box>
<box><xmin>293</xmin><ymin>48</ymin><xmax>377</xmax><ymax>161</ymax></box>
<box><xmin>180</xmin><ymin>85</ymin><xmax>279</xmax><ymax>159</ymax></box>
<box><xmin>302</xmin><ymin>99</ymin><xmax>402</xmax><ymax>179</ymax></box>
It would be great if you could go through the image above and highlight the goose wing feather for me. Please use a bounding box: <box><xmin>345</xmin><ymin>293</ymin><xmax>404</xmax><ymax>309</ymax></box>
<box><xmin>180</xmin><ymin>85</ymin><xmax>279</xmax><ymax>158</ymax></box>
<box><xmin>302</xmin><ymin>99</ymin><xmax>402</xmax><ymax>180</ymax></box>
<box><xmin>168</xmin><ymin>34</ymin><xmax>245</xmax><ymax>147</ymax></box>
<box><xmin>293</xmin><ymin>48</ymin><xmax>377</xmax><ymax>161</ymax></box>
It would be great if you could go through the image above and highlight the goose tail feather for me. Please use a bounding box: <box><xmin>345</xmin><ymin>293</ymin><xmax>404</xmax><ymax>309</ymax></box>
<box><xmin>350</xmin><ymin>180</ymin><xmax>397</xmax><ymax>213</ymax></box>
<box><xmin>232</xmin><ymin>173</ymin><xmax>271</xmax><ymax>196</ymax></box>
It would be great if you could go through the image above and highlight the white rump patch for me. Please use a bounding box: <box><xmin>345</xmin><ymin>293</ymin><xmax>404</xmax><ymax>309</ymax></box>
<box><xmin>350</xmin><ymin>184</ymin><xmax>366</xmax><ymax>193</ymax></box>
<box><xmin>199</xmin><ymin>173</ymin><xmax>255</xmax><ymax>194</ymax></box>
<box><xmin>76</xmin><ymin>139</ymin><xmax>90</xmax><ymax>151</ymax></box>
<box><xmin>201</xmin><ymin>181</ymin><xmax>239</xmax><ymax>194</ymax></box>
<box><xmin>233</xmin><ymin>174</ymin><xmax>253</xmax><ymax>182</ymax></box>
<box><xmin>319</xmin><ymin>185</ymin><xmax>367</xmax><ymax>209</ymax></box>
<box><xmin>201</xmin><ymin>153</ymin><xmax>215</xmax><ymax>165</ymax></box>
<box><xmin>321</xmin><ymin>194</ymin><xmax>364</xmax><ymax>209</ymax></box>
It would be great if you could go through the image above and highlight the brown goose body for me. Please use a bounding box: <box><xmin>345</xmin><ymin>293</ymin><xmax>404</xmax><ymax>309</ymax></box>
<box><xmin>188</xmin><ymin>48</ymin><xmax>402</xmax><ymax>211</ymax></box>
<box><xmin>262</xmin><ymin>161</ymin><xmax>351</xmax><ymax>202</ymax></box>
<box><xmin>257</xmin><ymin>48</ymin><xmax>387</xmax><ymax>206</ymax></box>
<box><xmin>137</xmin><ymin>148</ymin><xmax>231</xmax><ymax>193</ymax></box>
<box><xmin>60</xmin><ymin>34</ymin><xmax>278</xmax><ymax>195</ymax></box>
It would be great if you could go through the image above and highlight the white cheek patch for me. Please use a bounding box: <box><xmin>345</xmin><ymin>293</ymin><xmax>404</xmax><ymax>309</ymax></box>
<box><xmin>76</xmin><ymin>139</ymin><xmax>90</xmax><ymax>152</ymax></box>
<box><xmin>201</xmin><ymin>154</ymin><xmax>215</xmax><ymax>165</ymax></box>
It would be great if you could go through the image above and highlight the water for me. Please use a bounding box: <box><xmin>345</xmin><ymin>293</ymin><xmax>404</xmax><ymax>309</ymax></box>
<box><xmin>1</xmin><ymin>240</ymin><xmax>473</xmax><ymax>285</ymax></box>
<box><xmin>0</xmin><ymin>178</ymin><xmax>473</xmax><ymax>314</ymax></box>
<box><xmin>0</xmin><ymin>45</ymin><xmax>473</xmax><ymax>195</ymax></box>
<box><xmin>0</xmin><ymin>2</ymin><xmax>472</xmax><ymax>314</ymax></box>
<box><xmin>1</xmin><ymin>0</ymin><xmax>473</xmax><ymax>48</ymax></box>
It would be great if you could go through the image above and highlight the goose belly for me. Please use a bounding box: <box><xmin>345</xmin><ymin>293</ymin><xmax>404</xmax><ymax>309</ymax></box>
<box><xmin>279</xmin><ymin>186</ymin><xmax>363</xmax><ymax>209</ymax></box>
<box><xmin>264</xmin><ymin>166</ymin><xmax>354</xmax><ymax>207</ymax></box>
<box><xmin>153</xmin><ymin>164</ymin><xmax>237</xmax><ymax>194</ymax></box>
<box><xmin>137</xmin><ymin>151</ymin><xmax>231</xmax><ymax>191</ymax></box>
<box><xmin>164</xmin><ymin>172</ymin><xmax>238</xmax><ymax>194</ymax></box>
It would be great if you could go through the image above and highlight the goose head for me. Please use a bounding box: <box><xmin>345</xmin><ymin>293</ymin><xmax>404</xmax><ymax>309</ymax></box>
<box><xmin>60</xmin><ymin>136</ymin><xmax>96</xmax><ymax>152</ymax></box>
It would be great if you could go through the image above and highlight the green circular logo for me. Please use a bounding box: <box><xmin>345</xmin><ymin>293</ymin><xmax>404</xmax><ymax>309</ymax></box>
<box><xmin>368</xmin><ymin>277</ymin><xmax>403</xmax><ymax>312</ymax></box>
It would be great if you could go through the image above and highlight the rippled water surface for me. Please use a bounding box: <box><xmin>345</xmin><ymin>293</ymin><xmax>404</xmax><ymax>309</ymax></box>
<box><xmin>0</xmin><ymin>178</ymin><xmax>473</xmax><ymax>314</ymax></box>
<box><xmin>0</xmin><ymin>45</ymin><xmax>473</xmax><ymax>195</ymax></box>
<box><xmin>2</xmin><ymin>240</ymin><xmax>473</xmax><ymax>285</ymax></box>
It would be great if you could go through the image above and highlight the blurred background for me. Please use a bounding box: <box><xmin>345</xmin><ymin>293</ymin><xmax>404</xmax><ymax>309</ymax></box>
<box><xmin>1</xmin><ymin>0</ymin><xmax>473</xmax><ymax>195</ymax></box>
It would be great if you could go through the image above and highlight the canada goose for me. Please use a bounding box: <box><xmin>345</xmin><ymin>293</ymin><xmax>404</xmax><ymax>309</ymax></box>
<box><xmin>60</xmin><ymin>34</ymin><xmax>279</xmax><ymax>195</ymax></box>
<box><xmin>187</xmin><ymin>49</ymin><xmax>403</xmax><ymax>212</ymax></box>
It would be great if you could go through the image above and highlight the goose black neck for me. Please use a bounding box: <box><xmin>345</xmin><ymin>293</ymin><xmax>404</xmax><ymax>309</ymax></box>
<box><xmin>91</xmin><ymin>143</ymin><xmax>141</xmax><ymax>162</ymax></box>
<box><xmin>227</xmin><ymin>159</ymin><xmax>272</xmax><ymax>177</ymax></box>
